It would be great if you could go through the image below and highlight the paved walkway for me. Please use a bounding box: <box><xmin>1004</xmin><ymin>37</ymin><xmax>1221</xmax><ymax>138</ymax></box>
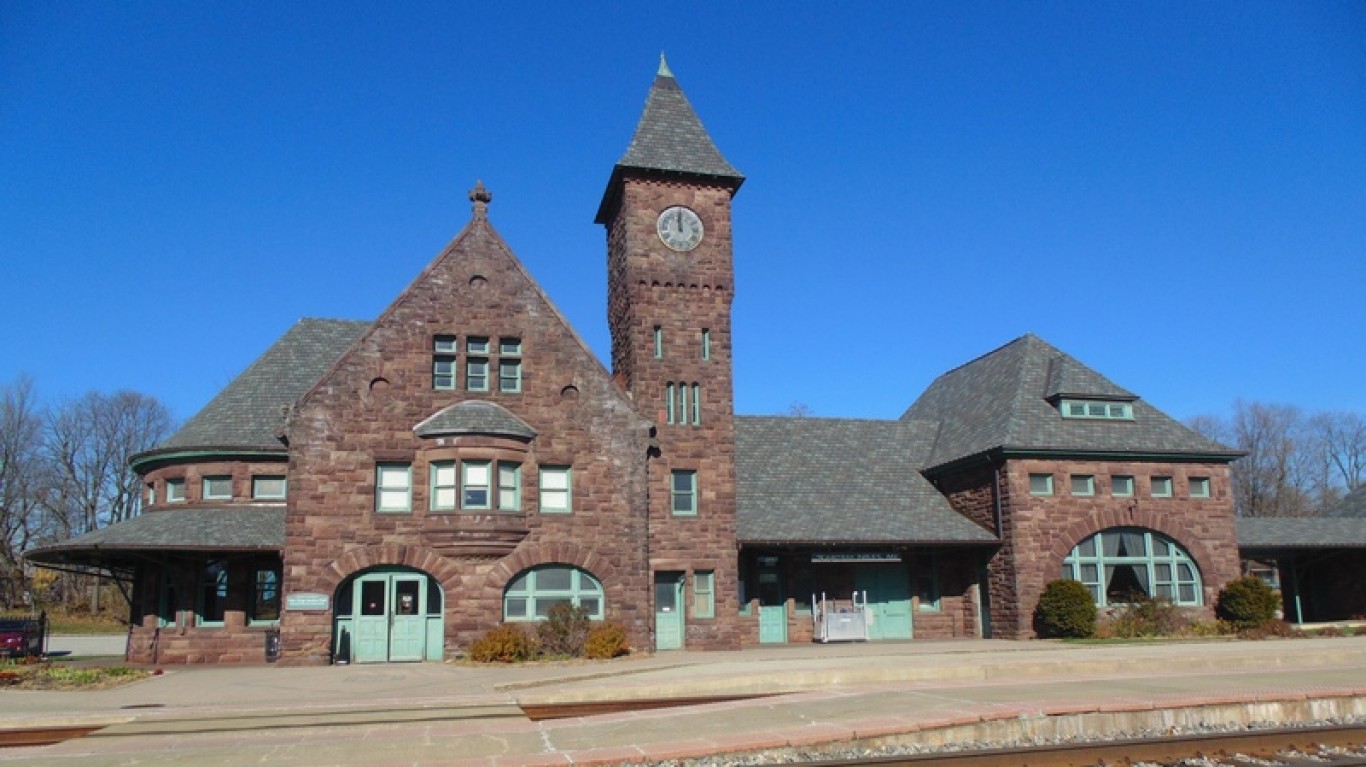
<box><xmin>3</xmin><ymin>638</ymin><xmax>1366</xmax><ymax>766</ymax></box>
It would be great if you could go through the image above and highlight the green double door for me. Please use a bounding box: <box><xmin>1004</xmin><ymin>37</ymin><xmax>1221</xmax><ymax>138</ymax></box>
<box><xmin>855</xmin><ymin>564</ymin><xmax>913</xmax><ymax>640</ymax></box>
<box><xmin>352</xmin><ymin>571</ymin><xmax>429</xmax><ymax>663</ymax></box>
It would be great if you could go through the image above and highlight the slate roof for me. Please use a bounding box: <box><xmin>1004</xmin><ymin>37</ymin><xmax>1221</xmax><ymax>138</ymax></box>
<box><xmin>735</xmin><ymin>416</ymin><xmax>997</xmax><ymax>544</ymax></box>
<box><xmin>1236</xmin><ymin>516</ymin><xmax>1366</xmax><ymax>550</ymax></box>
<box><xmin>25</xmin><ymin>508</ymin><xmax>285</xmax><ymax>566</ymax></box>
<box><xmin>415</xmin><ymin>401</ymin><xmax>537</xmax><ymax>440</ymax></box>
<box><xmin>1322</xmin><ymin>486</ymin><xmax>1366</xmax><ymax>518</ymax></box>
<box><xmin>902</xmin><ymin>334</ymin><xmax>1238</xmax><ymax>470</ymax></box>
<box><xmin>596</xmin><ymin>59</ymin><xmax>743</xmax><ymax>223</ymax></box>
<box><xmin>153</xmin><ymin>318</ymin><xmax>370</xmax><ymax>454</ymax></box>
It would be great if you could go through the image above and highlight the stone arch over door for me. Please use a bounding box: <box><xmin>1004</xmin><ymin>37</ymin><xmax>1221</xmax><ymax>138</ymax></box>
<box><xmin>319</xmin><ymin>545</ymin><xmax>461</xmax><ymax>664</ymax></box>
<box><xmin>332</xmin><ymin>565</ymin><xmax>446</xmax><ymax>663</ymax></box>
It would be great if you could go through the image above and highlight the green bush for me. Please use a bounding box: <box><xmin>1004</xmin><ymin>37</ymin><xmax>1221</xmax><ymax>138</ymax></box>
<box><xmin>536</xmin><ymin>604</ymin><xmax>591</xmax><ymax>657</ymax></box>
<box><xmin>1034</xmin><ymin>579</ymin><xmax>1097</xmax><ymax>638</ymax></box>
<box><xmin>468</xmin><ymin>624</ymin><xmax>538</xmax><ymax>663</ymax></box>
<box><xmin>1100</xmin><ymin>593</ymin><xmax>1187</xmax><ymax>638</ymax></box>
<box><xmin>1216</xmin><ymin>576</ymin><xmax>1279</xmax><ymax>628</ymax></box>
<box><xmin>583</xmin><ymin>623</ymin><xmax>629</xmax><ymax>659</ymax></box>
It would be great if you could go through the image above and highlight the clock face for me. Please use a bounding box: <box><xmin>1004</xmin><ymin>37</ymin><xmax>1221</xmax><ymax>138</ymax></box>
<box><xmin>656</xmin><ymin>206</ymin><xmax>704</xmax><ymax>252</ymax></box>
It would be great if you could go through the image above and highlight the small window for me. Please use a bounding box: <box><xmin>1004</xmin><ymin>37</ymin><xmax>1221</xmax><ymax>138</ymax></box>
<box><xmin>433</xmin><ymin>335</ymin><xmax>458</xmax><ymax>353</ymax></box>
<box><xmin>671</xmin><ymin>470</ymin><xmax>697</xmax><ymax>516</ymax></box>
<box><xmin>462</xmin><ymin>461</ymin><xmax>491</xmax><ymax>509</ymax></box>
<box><xmin>1070</xmin><ymin>475</ymin><xmax>1095</xmax><ymax>497</ymax></box>
<box><xmin>376</xmin><ymin>463</ymin><xmax>412</xmax><ymax>513</ymax></box>
<box><xmin>1189</xmin><ymin>477</ymin><xmax>1211</xmax><ymax>498</ymax></box>
<box><xmin>498</xmin><ymin>463</ymin><xmax>521</xmax><ymax>511</ymax></box>
<box><xmin>146</xmin><ymin>483</ymin><xmax>156</xmax><ymax>506</ymax></box>
<box><xmin>693</xmin><ymin>570</ymin><xmax>715</xmax><ymax>618</ymax></box>
<box><xmin>1111</xmin><ymin>475</ymin><xmax>1134</xmax><ymax>497</ymax></box>
<box><xmin>249</xmin><ymin>565</ymin><xmax>281</xmax><ymax>624</ymax></box>
<box><xmin>430</xmin><ymin>461</ymin><xmax>458</xmax><ymax>511</ymax></box>
<box><xmin>701</xmin><ymin>328</ymin><xmax>711</xmax><ymax>360</ymax></box>
<box><xmin>433</xmin><ymin>335</ymin><xmax>457</xmax><ymax>390</ymax></box>
<box><xmin>466</xmin><ymin>358</ymin><xmax>488</xmax><ymax>392</ymax></box>
<box><xmin>203</xmin><ymin>476</ymin><xmax>232</xmax><ymax>500</ymax></box>
<box><xmin>1151</xmin><ymin>476</ymin><xmax>1173</xmax><ymax>498</ymax></box>
<box><xmin>690</xmin><ymin>384</ymin><xmax>701</xmax><ymax>426</ymax></box>
<box><xmin>467</xmin><ymin>336</ymin><xmax>490</xmax><ymax>354</ymax></box>
<box><xmin>1059</xmin><ymin>399</ymin><xmax>1134</xmax><ymax>421</ymax></box>
<box><xmin>166</xmin><ymin>478</ymin><xmax>186</xmax><ymax>503</ymax></box>
<box><xmin>252</xmin><ymin>476</ymin><xmax>287</xmax><ymax>500</ymax></box>
<box><xmin>653</xmin><ymin>325</ymin><xmax>663</xmax><ymax>358</ymax></box>
<box><xmin>498</xmin><ymin>338</ymin><xmax>522</xmax><ymax>393</ymax></box>
<box><xmin>539</xmin><ymin>467</ymin><xmax>571</xmax><ymax>514</ymax></box>
<box><xmin>1029</xmin><ymin>473</ymin><xmax>1054</xmax><ymax>496</ymax></box>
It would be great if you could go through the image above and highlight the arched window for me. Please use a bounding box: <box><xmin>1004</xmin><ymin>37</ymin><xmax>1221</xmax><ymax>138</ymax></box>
<box><xmin>503</xmin><ymin>565</ymin><xmax>604</xmax><ymax>621</ymax></box>
<box><xmin>1061</xmin><ymin>527</ymin><xmax>1202</xmax><ymax>607</ymax></box>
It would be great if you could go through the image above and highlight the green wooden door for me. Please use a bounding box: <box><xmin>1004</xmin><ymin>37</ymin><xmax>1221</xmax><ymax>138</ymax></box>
<box><xmin>350</xmin><ymin>571</ymin><xmax>430</xmax><ymax>663</ymax></box>
<box><xmin>353</xmin><ymin>577</ymin><xmax>390</xmax><ymax>663</ymax></box>
<box><xmin>388</xmin><ymin>575</ymin><xmax>426</xmax><ymax>662</ymax></box>
<box><xmin>757</xmin><ymin>571</ymin><xmax>788</xmax><ymax>644</ymax></box>
<box><xmin>654</xmin><ymin>572</ymin><xmax>684</xmax><ymax>650</ymax></box>
<box><xmin>856</xmin><ymin>564</ymin><xmax>913</xmax><ymax>640</ymax></box>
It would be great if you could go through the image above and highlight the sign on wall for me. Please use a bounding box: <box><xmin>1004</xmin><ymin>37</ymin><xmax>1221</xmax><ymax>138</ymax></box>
<box><xmin>810</xmin><ymin>552</ymin><xmax>902</xmax><ymax>563</ymax></box>
<box><xmin>285</xmin><ymin>592</ymin><xmax>330</xmax><ymax>611</ymax></box>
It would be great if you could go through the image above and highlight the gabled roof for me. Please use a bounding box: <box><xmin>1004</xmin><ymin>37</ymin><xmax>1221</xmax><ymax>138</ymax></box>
<box><xmin>902</xmin><ymin>334</ymin><xmax>1237</xmax><ymax>470</ymax></box>
<box><xmin>735</xmin><ymin>416</ymin><xmax>997</xmax><ymax>544</ymax></box>
<box><xmin>596</xmin><ymin>58</ymin><xmax>743</xmax><ymax>223</ymax></box>
<box><xmin>415</xmin><ymin>401</ymin><xmax>536</xmax><ymax>440</ymax></box>
<box><xmin>25</xmin><ymin>508</ymin><xmax>284</xmax><ymax>567</ymax></box>
<box><xmin>150</xmin><ymin>318</ymin><xmax>369</xmax><ymax>454</ymax></box>
<box><xmin>1322</xmin><ymin>485</ymin><xmax>1366</xmax><ymax>518</ymax></box>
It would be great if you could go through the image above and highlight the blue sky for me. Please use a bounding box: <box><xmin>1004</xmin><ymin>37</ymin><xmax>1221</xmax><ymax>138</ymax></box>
<box><xmin>3</xmin><ymin>2</ymin><xmax>1364</xmax><ymax>426</ymax></box>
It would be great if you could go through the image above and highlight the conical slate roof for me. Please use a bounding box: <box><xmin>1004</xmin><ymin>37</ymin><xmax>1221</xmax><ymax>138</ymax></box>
<box><xmin>597</xmin><ymin>58</ymin><xmax>742</xmax><ymax>223</ymax></box>
<box><xmin>615</xmin><ymin>57</ymin><xmax>742</xmax><ymax>180</ymax></box>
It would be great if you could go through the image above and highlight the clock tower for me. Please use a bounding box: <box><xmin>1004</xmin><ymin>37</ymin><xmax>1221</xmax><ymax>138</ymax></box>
<box><xmin>597</xmin><ymin>57</ymin><xmax>744</xmax><ymax>649</ymax></box>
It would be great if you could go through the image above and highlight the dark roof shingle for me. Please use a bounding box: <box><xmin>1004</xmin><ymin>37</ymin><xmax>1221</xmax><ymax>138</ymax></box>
<box><xmin>1236</xmin><ymin>516</ymin><xmax>1366</xmax><ymax>549</ymax></box>
<box><xmin>735</xmin><ymin>416</ymin><xmax>996</xmax><ymax>544</ymax></box>
<box><xmin>902</xmin><ymin>334</ymin><xmax>1238</xmax><ymax>469</ymax></box>
<box><xmin>157</xmin><ymin>318</ymin><xmax>369</xmax><ymax>452</ymax></box>
<box><xmin>26</xmin><ymin>508</ymin><xmax>284</xmax><ymax>566</ymax></box>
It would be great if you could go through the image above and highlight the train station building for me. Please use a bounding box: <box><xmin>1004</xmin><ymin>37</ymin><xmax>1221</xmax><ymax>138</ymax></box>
<box><xmin>30</xmin><ymin>61</ymin><xmax>1273</xmax><ymax>664</ymax></box>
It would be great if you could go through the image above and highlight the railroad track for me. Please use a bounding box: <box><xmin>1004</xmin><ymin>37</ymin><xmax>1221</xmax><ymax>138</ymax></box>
<box><xmin>800</xmin><ymin>724</ymin><xmax>1366</xmax><ymax>767</ymax></box>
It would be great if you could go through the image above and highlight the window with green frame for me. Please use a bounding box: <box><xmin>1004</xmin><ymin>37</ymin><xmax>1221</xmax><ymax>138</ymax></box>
<box><xmin>1028</xmin><ymin>473</ymin><xmax>1054</xmax><ymax>495</ymax></box>
<box><xmin>498</xmin><ymin>463</ymin><xmax>520</xmax><ymax>511</ymax></box>
<box><xmin>462</xmin><ymin>460</ymin><xmax>491</xmax><ymax>509</ymax></box>
<box><xmin>498</xmin><ymin>337</ymin><xmax>522</xmax><ymax>392</ymax></box>
<box><xmin>197</xmin><ymin>562</ymin><xmax>228</xmax><ymax>627</ymax></box>
<box><xmin>375</xmin><ymin>463</ymin><xmax>412</xmax><ymax>513</ymax></box>
<box><xmin>539</xmin><ymin>467</ymin><xmax>571</xmax><ymax>514</ymax></box>
<box><xmin>671</xmin><ymin>470</ymin><xmax>697</xmax><ymax>516</ymax></box>
<box><xmin>1061</xmin><ymin>527</ymin><xmax>1202</xmax><ymax>607</ymax></box>
<box><xmin>503</xmin><ymin>565</ymin><xmax>604</xmax><ymax>620</ymax></box>
<box><xmin>166</xmin><ymin>478</ymin><xmax>186</xmax><ymax>502</ymax></box>
<box><xmin>433</xmin><ymin>335</ymin><xmax>458</xmax><ymax>390</ymax></box>
<box><xmin>466</xmin><ymin>336</ymin><xmax>489</xmax><ymax>391</ymax></box>
<box><xmin>693</xmin><ymin>570</ymin><xmax>715</xmax><ymax>618</ymax></box>
<box><xmin>249</xmin><ymin>564</ymin><xmax>281</xmax><ymax>624</ymax></box>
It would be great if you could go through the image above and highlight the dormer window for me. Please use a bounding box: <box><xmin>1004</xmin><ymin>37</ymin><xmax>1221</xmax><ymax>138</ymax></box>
<box><xmin>1059</xmin><ymin>399</ymin><xmax>1133</xmax><ymax>421</ymax></box>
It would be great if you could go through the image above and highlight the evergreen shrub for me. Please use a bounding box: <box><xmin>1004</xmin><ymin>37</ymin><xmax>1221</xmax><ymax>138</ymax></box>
<box><xmin>1216</xmin><ymin>576</ymin><xmax>1279</xmax><ymax>628</ymax></box>
<box><xmin>1034</xmin><ymin>579</ymin><xmax>1097</xmax><ymax>638</ymax></box>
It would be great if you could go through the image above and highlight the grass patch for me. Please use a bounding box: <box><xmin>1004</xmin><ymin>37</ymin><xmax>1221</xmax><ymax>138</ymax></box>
<box><xmin>46</xmin><ymin>613</ymin><xmax>127</xmax><ymax>635</ymax></box>
<box><xmin>0</xmin><ymin>661</ymin><xmax>149</xmax><ymax>691</ymax></box>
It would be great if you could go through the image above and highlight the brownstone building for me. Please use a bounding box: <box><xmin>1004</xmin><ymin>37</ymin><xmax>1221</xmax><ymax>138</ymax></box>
<box><xmin>29</xmin><ymin>61</ymin><xmax>1249</xmax><ymax>663</ymax></box>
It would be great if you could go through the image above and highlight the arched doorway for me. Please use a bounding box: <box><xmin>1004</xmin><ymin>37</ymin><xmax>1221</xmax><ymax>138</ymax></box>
<box><xmin>333</xmin><ymin>567</ymin><xmax>444</xmax><ymax>663</ymax></box>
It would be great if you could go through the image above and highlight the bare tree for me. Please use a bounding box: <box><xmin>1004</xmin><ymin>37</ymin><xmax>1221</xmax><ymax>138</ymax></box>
<box><xmin>1309</xmin><ymin>410</ymin><xmax>1366</xmax><ymax>495</ymax></box>
<box><xmin>39</xmin><ymin>390</ymin><xmax>172</xmax><ymax>610</ymax></box>
<box><xmin>0</xmin><ymin>377</ymin><xmax>45</xmax><ymax>605</ymax></box>
<box><xmin>783</xmin><ymin>402</ymin><xmax>814</xmax><ymax>418</ymax></box>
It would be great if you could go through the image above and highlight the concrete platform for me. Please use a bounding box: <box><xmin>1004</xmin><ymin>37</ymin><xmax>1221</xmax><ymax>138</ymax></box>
<box><xmin>2</xmin><ymin>638</ymin><xmax>1366</xmax><ymax>766</ymax></box>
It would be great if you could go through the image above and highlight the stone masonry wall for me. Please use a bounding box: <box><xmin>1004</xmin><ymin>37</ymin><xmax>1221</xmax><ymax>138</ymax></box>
<box><xmin>280</xmin><ymin>210</ymin><xmax>654</xmax><ymax>664</ymax></box>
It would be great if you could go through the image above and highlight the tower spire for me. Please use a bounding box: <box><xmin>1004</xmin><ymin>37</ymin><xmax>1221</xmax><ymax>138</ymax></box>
<box><xmin>657</xmin><ymin>52</ymin><xmax>673</xmax><ymax>78</ymax></box>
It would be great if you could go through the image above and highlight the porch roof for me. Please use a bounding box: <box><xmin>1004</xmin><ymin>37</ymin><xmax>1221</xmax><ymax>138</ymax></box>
<box><xmin>24</xmin><ymin>508</ymin><xmax>284</xmax><ymax>568</ymax></box>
